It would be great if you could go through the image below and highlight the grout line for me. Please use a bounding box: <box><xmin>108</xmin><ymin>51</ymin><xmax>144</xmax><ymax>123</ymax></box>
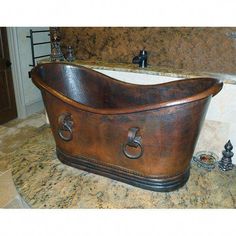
<box><xmin>1</xmin><ymin>195</ymin><xmax>26</xmax><ymax>209</ymax></box>
<box><xmin>1</xmin><ymin>197</ymin><xmax>17</xmax><ymax>209</ymax></box>
<box><xmin>0</xmin><ymin>169</ymin><xmax>12</xmax><ymax>177</ymax></box>
<box><xmin>0</xmin><ymin>191</ymin><xmax>19</xmax><ymax>209</ymax></box>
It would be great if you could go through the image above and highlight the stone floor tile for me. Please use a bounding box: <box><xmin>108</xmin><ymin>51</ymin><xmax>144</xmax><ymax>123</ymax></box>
<box><xmin>0</xmin><ymin>154</ymin><xmax>11</xmax><ymax>172</ymax></box>
<box><xmin>4</xmin><ymin>197</ymin><xmax>24</xmax><ymax>208</ymax></box>
<box><xmin>0</xmin><ymin>170</ymin><xmax>18</xmax><ymax>208</ymax></box>
<box><xmin>4</xmin><ymin>195</ymin><xmax>30</xmax><ymax>209</ymax></box>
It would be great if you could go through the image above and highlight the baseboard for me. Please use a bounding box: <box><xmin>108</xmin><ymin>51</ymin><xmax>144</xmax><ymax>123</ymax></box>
<box><xmin>25</xmin><ymin>100</ymin><xmax>45</xmax><ymax>116</ymax></box>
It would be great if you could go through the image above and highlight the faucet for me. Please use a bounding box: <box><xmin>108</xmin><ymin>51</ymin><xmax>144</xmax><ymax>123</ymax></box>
<box><xmin>132</xmin><ymin>49</ymin><xmax>147</xmax><ymax>68</ymax></box>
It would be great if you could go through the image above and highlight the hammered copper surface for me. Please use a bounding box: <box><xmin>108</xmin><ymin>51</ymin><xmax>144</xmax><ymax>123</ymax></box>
<box><xmin>31</xmin><ymin>62</ymin><xmax>223</xmax><ymax>191</ymax></box>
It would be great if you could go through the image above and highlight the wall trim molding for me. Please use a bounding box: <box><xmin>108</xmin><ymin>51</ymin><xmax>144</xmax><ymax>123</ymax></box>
<box><xmin>7</xmin><ymin>27</ymin><xmax>27</xmax><ymax>119</ymax></box>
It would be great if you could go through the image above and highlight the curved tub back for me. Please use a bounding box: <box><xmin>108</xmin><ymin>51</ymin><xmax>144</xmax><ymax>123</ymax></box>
<box><xmin>31</xmin><ymin>62</ymin><xmax>223</xmax><ymax>114</ymax></box>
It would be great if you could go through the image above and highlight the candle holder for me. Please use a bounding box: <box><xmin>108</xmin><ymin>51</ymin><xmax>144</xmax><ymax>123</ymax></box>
<box><xmin>66</xmin><ymin>46</ymin><xmax>75</xmax><ymax>62</ymax></box>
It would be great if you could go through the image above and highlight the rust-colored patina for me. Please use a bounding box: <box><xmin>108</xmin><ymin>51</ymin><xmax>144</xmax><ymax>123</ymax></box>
<box><xmin>31</xmin><ymin>62</ymin><xmax>223</xmax><ymax>192</ymax></box>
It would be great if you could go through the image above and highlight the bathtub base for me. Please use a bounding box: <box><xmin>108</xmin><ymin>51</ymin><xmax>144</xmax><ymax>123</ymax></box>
<box><xmin>56</xmin><ymin>148</ymin><xmax>190</xmax><ymax>192</ymax></box>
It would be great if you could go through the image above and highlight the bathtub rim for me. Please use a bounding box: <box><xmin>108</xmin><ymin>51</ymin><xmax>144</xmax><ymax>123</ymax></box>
<box><xmin>31</xmin><ymin>62</ymin><xmax>223</xmax><ymax>115</ymax></box>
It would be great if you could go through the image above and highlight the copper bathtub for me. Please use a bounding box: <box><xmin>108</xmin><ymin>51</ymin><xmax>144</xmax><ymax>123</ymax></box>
<box><xmin>31</xmin><ymin>62</ymin><xmax>223</xmax><ymax>192</ymax></box>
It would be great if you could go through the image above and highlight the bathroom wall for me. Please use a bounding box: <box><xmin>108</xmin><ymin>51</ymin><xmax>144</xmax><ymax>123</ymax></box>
<box><xmin>8</xmin><ymin>27</ymin><xmax>51</xmax><ymax>118</ymax></box>
<box><xmin>59</xmin><ymin>27</ymin><xmax>236</xmax><ymax>74</ymax></box>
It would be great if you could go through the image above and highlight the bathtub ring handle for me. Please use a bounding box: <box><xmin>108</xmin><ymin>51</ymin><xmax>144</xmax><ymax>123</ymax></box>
<box><xmin>123</xmin><ymin>127</ymin><xmax>143</xmax><ymax>159</ymax></box>
<box><xmin>57</xmin><ymin>113</ymin><xmax>73</xmax><ymax>141</ymax></box>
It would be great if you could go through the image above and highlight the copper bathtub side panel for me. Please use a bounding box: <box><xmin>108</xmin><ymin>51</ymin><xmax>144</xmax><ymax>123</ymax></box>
<box><xmin>43</xmin><ymin>91</ymin><xmax>211</xmax><ymax>178</ymax></box>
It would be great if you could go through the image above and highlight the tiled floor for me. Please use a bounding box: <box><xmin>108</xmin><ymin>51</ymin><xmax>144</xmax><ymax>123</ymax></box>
<box><xmin>0</xmin><ymin>112</ymin><xmax>46</xmax><ymax>208</ymax></box>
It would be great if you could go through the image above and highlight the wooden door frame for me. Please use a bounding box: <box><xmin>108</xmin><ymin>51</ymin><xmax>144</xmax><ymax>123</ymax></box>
<box><xmin>6</xmin><ymin>27</ymin><xmax>27</xmax><ymax>118</ymax></box>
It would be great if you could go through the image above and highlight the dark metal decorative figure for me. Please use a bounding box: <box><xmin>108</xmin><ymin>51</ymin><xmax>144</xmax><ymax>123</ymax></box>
<box><xmin>218</xmin><ymin>140</ymin><xmax>234</xmax><ymax>171</ymax></box>
<box><xmin>50</xmin><ymin>27</ymin><xmax>65</xmax><ymax>61</ymax></box>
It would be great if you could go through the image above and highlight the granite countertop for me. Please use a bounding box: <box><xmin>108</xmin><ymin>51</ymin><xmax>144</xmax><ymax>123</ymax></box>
<box><xmin>11</xmin><ymin>126</ymin><xmax>236</xmax><ymax>208</ymax></box>
<box><xmin>39</xmin><ymin>59</ymin><xmax>236</xmax><ymax>85</ymax></box>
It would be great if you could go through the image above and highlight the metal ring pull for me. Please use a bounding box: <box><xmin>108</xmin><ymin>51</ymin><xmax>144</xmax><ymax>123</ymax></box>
<box><xmin>57</xmin><ymin>113</ymin><xmax>73</xmax><ymax>141</ymax></box>
<box><xmin>123</xmin><ymin>127</ymin><xmax>143</xmax><ymax>159</ymax></box>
